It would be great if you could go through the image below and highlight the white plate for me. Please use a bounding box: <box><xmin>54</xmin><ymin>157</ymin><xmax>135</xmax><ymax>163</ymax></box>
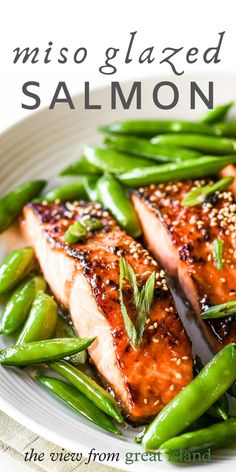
<box><xmin>1</xmin><ymin>73</ymin><xmax>236</xmax><ymax>471</ymax></box>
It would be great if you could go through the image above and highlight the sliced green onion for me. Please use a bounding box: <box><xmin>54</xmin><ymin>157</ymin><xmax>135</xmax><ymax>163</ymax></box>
<box><xmin>212</xmin><ymin>239</ymin><xmax>224</xmax><ymax>270</ymax></box>
<box><xmin>182</xmin><ymin>176</ymin><xmax>233</xmax><ymax>207</ymax></box>
<box><xmin>119</xmin><ymin>258</ymin><xmax>155</xmax><ymax>348</ymax></box>
<box><xmin>201</xmin><ymin>301</ymin><xmax>236</xmax><ymax>319</ymax></box>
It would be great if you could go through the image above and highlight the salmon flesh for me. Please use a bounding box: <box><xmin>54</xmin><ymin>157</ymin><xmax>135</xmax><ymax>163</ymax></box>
<box><xmin>132</xmin><ymin>180</ymin><xmax>236</xmax><ymax>352</ymax></box>
<box><xmin>22</xmin><ymin>201</ymin><xmax>192</xmax><ymax>423</ymax></box>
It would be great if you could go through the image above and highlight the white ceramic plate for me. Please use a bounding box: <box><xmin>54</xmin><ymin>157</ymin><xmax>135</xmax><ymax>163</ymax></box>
<box><xmin>1</xmin><ymin>73</ymin><xmax>236</xmax><ymax>471</ymax></box>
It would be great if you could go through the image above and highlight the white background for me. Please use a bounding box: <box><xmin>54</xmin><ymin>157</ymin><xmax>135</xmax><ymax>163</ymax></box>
<box><xmin>1</xmin><ymin>0</ymin><xmax>236</xmax><ymax>132</ymax></box>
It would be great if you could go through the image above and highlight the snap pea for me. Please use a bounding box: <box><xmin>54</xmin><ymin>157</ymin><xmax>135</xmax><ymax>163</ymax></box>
<box><xmin>55</xmin><ymin>316</ymin><xmax>87</xmax><ymax>364</ymax></box>
<box><xmin>16</xmin><ymin>293</ymin><xmax>58</xmax><ymax>344</ymax></box>
<box><xmin>64</xmin><ymin>221</ymin><xmax>87</xmax><ymax>244</ymax></box>
<box><xmin>161</xmin><ymin>418</ymin><xmax>236</xmax><ymax>460</ymax></box>
<box><xmin>104</xmin><ymin>135</ymin><xmax>202</xmax><ymax>162</ymax></box>
<box><xmin>37</xmin><ymin>376</ymin><xmax>121</xmax><ymax>435</ymax></box>
<box><xmin>0</xmin><ymin>247</ymin><xmax>35</xmax><ymax>294</ymax></box>
<box><xmin>81</xmin><ymin>176</ymin><xmax>99</xmax><ymax>201</ymax></box>
<box><xmin>84</xmin><ymin>146</ymin><xmax>154</xmax><ymax>174</ymax></box>
<box><xmin>0</xmin><ymin>337</ymin><xmax>95</xmax><ymax>366</ymax></box>
<box><xmin>42</xmin><ymin>181</ymin><xmax>87</xmax><ymax>203</ymax></box>
<box><xmin>142</xmin><ymin>343</ymin><xmax>236</xmax><ymax>450</ymax></box>
<box><xmin>215</xmin><ymin>120</ymin><xmax>236</xmax><ymax>137</ymax></box>
<box><xmin>200</xmin><ymin>102</ymin><xmax>234</xmax><ymax>124</ymax></box>
<box><xmin>200</xmin><ymin>301</ymin><xmax>236</xmax><ymax>319</ymax></box>
<box><xmin>151</xmin><ymin>134</ymin><xmax>236</xmax><ymax>155</ymax></box>
<box><xmin>50</xmin><ymin>360</ymin><xmax>123</xmax><ymax>423</ymax></box>
<box><xmin>0</xmin><ymin>276</ymin><xmax>46</xmax><ymax>334</ymax></box>
<box><xmin>119</xmin><ymin>155</ymin><xmax>236</xmax><ymax>187</ymax></box>
<box><xmin>99</xmin><ymin>120</ymin><xmax>217</xmax><ymax>137</ymax></box>
<box><xmin>194</xmin><ymin>355</ymin><xmax>229</xmax><ymax>421</ymax></box>
<box><xmin>0</xmin><ymin>180</ymin><xmax>46</xmax><ymax>233</ymax></box>
<box><xmin>60</xmin><ymin>156</ymin><xmax>100</xmax><ymax>176</ymax></box>
<box><xmin>96</xmin><ymin>175</ymin><xmax>142</xmax><ymax>237</ymax></box>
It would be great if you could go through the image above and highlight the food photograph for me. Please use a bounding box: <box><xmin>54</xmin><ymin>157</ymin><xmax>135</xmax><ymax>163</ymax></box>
<box><xmin>1</xmin><ymin>2</ymin><xmax>236</xmax><ymax>472</ymax></box>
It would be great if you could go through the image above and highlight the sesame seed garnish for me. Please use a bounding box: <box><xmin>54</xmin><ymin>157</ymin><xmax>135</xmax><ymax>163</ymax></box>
<box><xmin>152</xmin><ymin>338</ymin><xmax>160</xmax><ymax>343</ymax></box>
<box><xmin>169</xmin><ymin>384</ymin><xmax>175</xmax><ymax>391</ymax></box>
<box><xmin>144</xmin><ymin>398</ymin><xmax>148</xmax><ymax>404</ymax></box>
<box><xmin>175</xmin><ymin>373</ymin><xmax>182</xmax><ymax>379</ymax></box>
<box><xmin>154</xmin><ymin>399</ymin><xmax>160</xmax><ymax>406</ymax></box>
<box><xmin>181</xmin><ymin>356</ymin><xmax>189</xmax><ymax>360</ymax></box>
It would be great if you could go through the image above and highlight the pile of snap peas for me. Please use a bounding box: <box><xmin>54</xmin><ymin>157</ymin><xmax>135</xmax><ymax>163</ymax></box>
<box><xmin>1</xmin><ymin>102</ymin><xmax>236</xmax><ymax>238</ymax></box>
<box><xmin>48</xmin><ymin>101</ymin><xmax>236</xmax><ymax>236</ymax></box>
<box><xmin>1</xmin><ymin>102</ymin><xmax>236</xmax><ymax>458</ymax></box>
<box><xmin>0</xmin><ymin>247</ymin><xmax>123</xmax><ymax>435</ymax></box>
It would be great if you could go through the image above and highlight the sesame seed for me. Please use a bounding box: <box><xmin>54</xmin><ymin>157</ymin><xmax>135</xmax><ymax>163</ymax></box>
<box><xmin>181</xmin><ymin>356</ymin><xmax>189</xmax><ymax>360</ymax></box>
<box><xmin>176</xmin><ymin>359</ymin><xmax>181</xmax><ymax>366</ymax></box>
<box><xmin>144</xmin><ymin>398</ymin><xmax>148</xmax><ymax>404</ymax></box>
<box><xmin>176</xmin><ymin>373</ymin><xmax>182</xmax><ymax>379</ymax></box>
<box><xmin>152</xmin><ymin>339</ymin><xmax>160</xmax><ymax>343</ymax></box>
<box><xmin>154</xmin><ymin>399</ymin><xmax>160</xmax><ymax>406</ymax></box>
<box><xmin>169</xmin><ymin>384</ymin><xmax>175</xmax><ymax>391</ymax></box>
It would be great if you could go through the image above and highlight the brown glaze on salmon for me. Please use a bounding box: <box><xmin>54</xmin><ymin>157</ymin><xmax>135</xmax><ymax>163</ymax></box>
<box><xmin>22</xmin><ymin>201</ymin><xmax>192</xmax><ymax>423</ymax></box>
<box><xmin>132</xmin><ymin>181</ymin><xmax>236</xmax><ymax>352</ymax></box>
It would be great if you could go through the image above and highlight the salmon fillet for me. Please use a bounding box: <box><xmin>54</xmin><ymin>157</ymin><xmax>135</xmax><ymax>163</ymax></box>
<box><xmin>22</xmin><ymin>201</ymin><xmax>192</xmax><ymax>423</ymax></box>
<box><xmin>132</xmin><ymin>181</ymin><xmax>236</xmax><ymax>352</ymax></box>
<box><xmin>221</xmin><ymin>165</ymin><xmax>236</xmax><ymax>196</ymax></box>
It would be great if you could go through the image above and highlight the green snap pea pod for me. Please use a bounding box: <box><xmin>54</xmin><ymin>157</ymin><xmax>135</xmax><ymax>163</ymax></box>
<box><xmin>81</xmin><ymin>176</ymin><xmax>99</xmax><ymax>201</ymax></box>
<box><xmin>161</xmin><ymin>418</ymin><xmax>236</xmax><ymax>459</ymax></box>
<box><xmin>200</xmin><ymin>301</ymin><xmax>236</xmax><ymax>319</ymax></box>
<box><xmin>16</xmin><ymin>293</ymin><xmax>58</xmax><ymax>344</ymax></box>
<box><xmin>0</xmin><ymin>337</ymin><xmax>95</xmax><ymax>366</ymax></box>
<box><xmin>37</xmin><ymin>376</ymin><xmax>121</xmax><ymax>435</ymax></box>
<box><xmin>194</xmin><ymin>355</ymin><xmax>229</xmax><ymax>421</ymax></box>
<box><xmin>42</xmin><ymin>181</ymin><xmax>87</xmax><ymax>203</ymax></box>
<box><xmin>50</xmin><ymin>360</ymin><xmax>123</xmax><ymax>423</ymax></box>
<box><xmin>200</xmin><ymin>102</ymin><xmax>234</xmax><ymax>124</ymax></box>
<box><xmin>0</xmin><ymin>247</ymin><xmax>35</xmax><ymax>294</ymax></box>
<box><xmin>118</xmin><ymin>154</ymin><xmax>236</xmax><ymax>187</ymax></box>
<box><xmin>151</xmin><ymin>134</ymin><xmax>236</xmax><ymax>155</ymax></box>
<box><xmin>96</xmin><ymin>175</ymin><xmax>142</xmax><ymax>237</ymax></box>
<box><xmin>99</xmin><ymin>120</ymin><xmax>217</xmax><ymax>137</ymax></box>
<box><xmin>60</xmin><ymin>156</ymin><xmax>101</xmax><ymax>176</ymax></box>
<box><xmin>0</xmin><ymin>276</ymin><xmax>46</xmax><ymax>334</ymax></box>
<box><xmin>84</xmin><ymin>146</ymin><xmax>154</xmax><ymax>174</ymax></box>
<box><xmin>104</xmin><ymin>136</ymin><xmax>202</xmax><ymax>162</ymax></box>
<box><xmin>214</xmin><ymin>120</ymin><xmax>236</xmax><ymax>137</ymax></box>
<box><xmin>0</xmin><ymin>180</ymin><xmax>46</xmax><ymax>233</ymax></box>
<box><xmin>55</xmin><ymin>316</ymin><xmax>87</xmax><ymax>364</ymax></box>
<box><xmin>142</xmin><ymin>343</ymin><xmax>236</xmax><ymax>451</ymax></box>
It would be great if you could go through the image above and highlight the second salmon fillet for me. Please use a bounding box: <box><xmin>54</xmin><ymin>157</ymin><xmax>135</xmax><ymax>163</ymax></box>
<box><xmin>22</xmin><ymin>201</ymin><xmax>192</xmax><ymax>424</ymax></box>
<box><xmin>132</xmin><ymin>180</ymin><xmax>236</xmax><ymax>352</ymax></box>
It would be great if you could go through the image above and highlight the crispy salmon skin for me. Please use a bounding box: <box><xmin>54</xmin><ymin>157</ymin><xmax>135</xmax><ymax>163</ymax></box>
<box><xmin>132</xmin><ymin>180</ymin><xmax>236</xmax><ymax>352</ymax></box>
<box><xmin>22</xmin><ymin>201</ymin><xmax>192</xmax><ymax>423</ymax></box>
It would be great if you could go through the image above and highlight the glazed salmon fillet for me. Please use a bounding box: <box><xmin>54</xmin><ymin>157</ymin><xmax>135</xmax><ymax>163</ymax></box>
<box><xmin>132</xmin><ymin>180</ymin><xmax>236</xmax><ymax>352</ymax></box>
<box><xmin>22</xmin><ymin>201</ymin><xmax>192</xmax><ymax>423</ymax></box>
<box><xmin>221</xmin><ymin>165</ymin><xmax>236</xmax><ymax>196</ymax></box>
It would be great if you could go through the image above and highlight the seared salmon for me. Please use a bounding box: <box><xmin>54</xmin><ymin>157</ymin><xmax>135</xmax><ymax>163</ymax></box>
<box><xmin>132</xmin><ymin>181</ymin><xmax>236</xmax><ymax>352</ymax></box>
<box><xmin>22</xmin><ymin>201</ymin><xmax>192</xmax><ymax>423</ymax></box>
<box><xmin>221</xmin><ymin>165</ymin><xmax>236</xmax><ymax>196</ymax></box>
